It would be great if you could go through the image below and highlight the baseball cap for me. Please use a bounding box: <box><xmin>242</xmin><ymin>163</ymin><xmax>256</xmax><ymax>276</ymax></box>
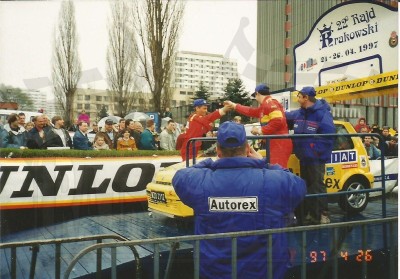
<box><xmin>105</xmin><ymin>119</ymin><xmax>114</xmax><ymax>125</ymax></box>
<box><xmin>217</xmin><ymin>121</ymin><xmax>246</xmax><ymax>148</ymax></box>
<box><xmin>251</xmin><ymin>83</ymin><xmax>270</xmax><ymax>97</ymax></box>
<box><xmin>299</xmin><ymin>86</ymin><xmax>316</xmax><ymax>97</ymax></box>
<box><xmin>193</xmin><ymin>99</ymin><xmax>209</xmax><ymax>107</ymax></box>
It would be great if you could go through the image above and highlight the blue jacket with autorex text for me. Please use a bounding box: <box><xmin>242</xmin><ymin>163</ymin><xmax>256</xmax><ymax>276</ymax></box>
<box><xmin>172</xmin><ymin>157</ymin><xmax>306</xmax><ymax>279</ymax></box>
<box><xmin>285</xmin><ymin>99</ymin><xmax>336</xmax><ymax>163</ymax></box>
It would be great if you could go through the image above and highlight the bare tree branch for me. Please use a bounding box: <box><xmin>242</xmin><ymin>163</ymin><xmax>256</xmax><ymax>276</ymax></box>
<box><xmin>51</xmin><ymin>0</ymin><xmax>81</xmax><ymax>127</ymax></box>
<box><xmin>132</xmin><ymin>0</ymin><xmax>185</xmax><ymax>114</ymax></box>
<box><xmin>106</xmin><ymin>0</ymin><xmax>138</xmax><ymax>116</ymax></box>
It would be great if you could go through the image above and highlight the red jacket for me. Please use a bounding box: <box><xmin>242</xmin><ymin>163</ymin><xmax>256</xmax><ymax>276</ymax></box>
<box><xmin>180</xmin><ymin>110</ymin><xmax>222</xmax><ymax>161</ymax></box>
<box><xmin>236</xmin><ymin>96</ymin><xmax>292</xmax><ymax>167</ymax></box>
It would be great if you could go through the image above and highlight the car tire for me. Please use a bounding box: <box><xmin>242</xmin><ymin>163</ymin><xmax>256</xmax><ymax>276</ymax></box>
<box><xmin>338</xmin><ymin>177</ymin><xmax>369</xmax><ymax>214</ymax></box>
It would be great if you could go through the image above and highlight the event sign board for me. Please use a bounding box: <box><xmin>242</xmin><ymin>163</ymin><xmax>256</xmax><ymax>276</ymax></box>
<box><xmin>294</xmin><ymin>1</ymin><xmax>398</xmax><ymax>89</ymax></box>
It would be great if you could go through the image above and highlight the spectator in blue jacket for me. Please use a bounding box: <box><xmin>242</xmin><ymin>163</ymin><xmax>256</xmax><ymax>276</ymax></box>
<box><xmin>26</xmin><ymin>115</ymin><xmax>49</xmax><ymax>149</ymax></box>
<box><xmin>73</xmin><ymin>121</ymin><xmax>93</xmax><ymax>150</ymax></box>
<box><xmin>363</xmin><ymin>135</ymin><xmax>381</xmax><ymax>160</ymax></box>
<box><xmin>140</xmin><ymin>119</ymin><xmax>156</xmax><ymax>150</ymax></box>
<box><xmin>173</xmin><ymin>121</ymin><xmax>306</xmax><ymax>279</ymax></box>
<box><xmin>0</xmin><ymin>124</ymin><xmax>8</xmax><ymax>148</ymax></box>
<box><xmin>3</xmin><ymin>113</ymin><xmax>28</xmax><ymax>149</ymax></box>
<box><xmin>285</xmin><ymin>86</ymin><xmax>335</xmax><ymax>225</ymax></box>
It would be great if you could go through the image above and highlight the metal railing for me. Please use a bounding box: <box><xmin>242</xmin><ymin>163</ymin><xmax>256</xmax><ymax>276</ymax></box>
<box><xmin>1</xmin><ymin>133</ymin><xmax>395</xmax><ymax>279</ymax></box>
<box><xmin>62</xmin><ymin>217</ymin><xmax>398</xmax><ymax>279</ymax></box>
<box><xmin>0</xmin><ymin>234</ymin><xmax>141</xmax><ymax>279</ymax></box>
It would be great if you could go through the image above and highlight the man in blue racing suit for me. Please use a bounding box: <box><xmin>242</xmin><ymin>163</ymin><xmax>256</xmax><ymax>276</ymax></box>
<box><xmin>173</xmin><ymin>121</ymin><xmax>306</xmax><ymax>279</ymax></box>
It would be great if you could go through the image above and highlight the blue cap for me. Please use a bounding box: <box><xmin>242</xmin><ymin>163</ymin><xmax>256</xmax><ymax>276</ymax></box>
<box><xmin>193</xmin><ymin>99</ymin><xmax>209</xmax><ymax>107</ymax></box>
<box><xmin>251</xmin><ymin>83</ymin><xmax>270</xmax><ymax>97</ymax></box>
<box><xmin>299</xmin><ymin>86</ymin><xmax>316</xmax><ymax>97</ymax></box>
<box><xmin>217</xmin><ymin>121</ymin><xmax>247</xmax><ymax>148</ymax></box>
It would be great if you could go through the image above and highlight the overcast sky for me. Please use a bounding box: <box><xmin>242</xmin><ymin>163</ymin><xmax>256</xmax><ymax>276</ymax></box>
<box><xmin>0</xmin><ymin>0</ymin><xmax>257</xmax><ymax>99</ymax></box>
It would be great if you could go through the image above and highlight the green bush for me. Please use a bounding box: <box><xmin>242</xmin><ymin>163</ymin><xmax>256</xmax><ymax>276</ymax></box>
<box><xmin>0</xmin><ymin>148</ymin><xmax>180</xmax><ymax>158</ymax></box>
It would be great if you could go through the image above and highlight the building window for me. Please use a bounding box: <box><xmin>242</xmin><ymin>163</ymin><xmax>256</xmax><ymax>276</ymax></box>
<box><xmin>77</xmin><ymin>104</ymin><xmax>83</xmax><ymax>109</ymax></box>
<box><xmin>180</xmin><ymin>101</ymin><xmax>186</xmax><ymax>106</ymax></box>
<box><xmin>84</xmin><ymin>95</ymin><xmax>90</xmax><ymax>101</ymax></box>
<box><xmin>77</xmin><ymin>95</ymin><xmax>83</xmax><ymax>101</ymax></box>
<box><xmin>96</xmin><ymin>96</ymin><xmax>102</xmax><ymax>102</ymax></box>
<box><xmin>84</xmin><ymin>104</ymin><xmax>90</xmax><ymax>110</ymax></box>
<box><xmin>104</xmin><ymin>96</ymin><xmax>109</xmax><ymax>102</ymax></box>
<box><xmin>180</xmin><ymin>91</ymin><xmax>186</xmax><ymax>95</ymax></box>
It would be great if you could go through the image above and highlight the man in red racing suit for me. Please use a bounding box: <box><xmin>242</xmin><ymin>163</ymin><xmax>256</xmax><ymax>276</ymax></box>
<box><xmin>225</xmin><ymin>83</ymin><xmax>292</xmax><ymax>168</ymax></box>
<box><xmin>180</xmin><ymin>99</ymin><xmax>228</xmax><ymax>161</ymax></box>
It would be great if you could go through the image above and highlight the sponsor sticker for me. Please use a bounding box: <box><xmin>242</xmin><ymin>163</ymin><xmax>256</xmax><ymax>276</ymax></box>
<box><xmin>326</xmin><ymin>167</ymin><xmax>335</xmax><ymax>175</ymax></box>
<box><xmin>342</xmin><ymin>163</ymin><xmax>358</xmax><ymax>169</ymax></box>
<box><xmin>208</xmin><ymin>197</ymin><xmax>258</xmax><ymax>212</ymax></box>
<box><xmin>360</xmin><ymin>155</ymin><xmax>368</xmax><ymax>168</ymax></box>
<box><xmin>330</xmin><ymin>150</ymin><xmax>357</xmax><ymax>164</ymax></box>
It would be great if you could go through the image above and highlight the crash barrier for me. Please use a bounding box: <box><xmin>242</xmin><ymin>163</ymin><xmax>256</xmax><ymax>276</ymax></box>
<box><xmin>0</xmin><ymin>234</ymin><xmax>140</xmax><ymax>279</ymax></box>
<box><xmin>62</xmin><ymin>216</ymin><xmax>398</xmax><ymax>279</ymax></box>
<box><xmin>187</xmin><ymin>133</ymin><xmax>388</xmax><ymax>217</ymax></box>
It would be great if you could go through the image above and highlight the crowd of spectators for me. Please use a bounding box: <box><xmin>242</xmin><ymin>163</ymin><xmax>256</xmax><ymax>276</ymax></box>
<box><xmin>0</xmin><ymin>111</ymin><xmax>397</xmax><ymax>160</ymax></box>
<box><xmin>355</xmin><ymin>117</ymin><xmax>398</xmax><ymax>158</ymax></box>
<box><xmin>0</xmin><ymin>111</ymin><xmax>190</xmax><ymax>153</ymax></box>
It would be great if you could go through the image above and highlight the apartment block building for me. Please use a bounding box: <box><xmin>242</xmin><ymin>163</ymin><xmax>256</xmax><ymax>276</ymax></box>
<box><xmin>170</xmin><ymin>51</ymin><xmax>239</xmax><ymax>107</ymax></box>
<box><xmin>26</xmin><ymin>89</ymin><xmax>47</xmax><ymax>113</ymax></box>
<box><xmin>73</xmin><ymin>88</ymin><xmax>153</xmax><ymax>122</ymax></box>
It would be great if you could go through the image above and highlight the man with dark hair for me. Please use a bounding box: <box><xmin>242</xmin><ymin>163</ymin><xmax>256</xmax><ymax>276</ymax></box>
<box><xmin>118</xmin><ymin>118</ymin><xmax>126</xmax><ymax>132</ymax></box>
<box><xmin>173</xmin><ymin>121</ymin><xmax>306</xmax><ymax>279</ymax></box>
<box><xmin>17</xmin><ymin>112</ymin><xmax>26</xmax><ymax>127</ymax></box>
<box><xmin>381</xmin><ymin>126</ymin><xmax>395</xmax><ymax>156</ymax></box>
<box><xmin>73</xmin><ymin>121</ymin><xmax>93</xmax><ymax>150</ymax></box>
<box><xmin>42</xmin><ymin>116</ymin><xmax>72</xmax><ymax>148</ymax></box>
<box><xmin>381</xmin><ymin>126</ymin><xmax>392</xmax><ymax>142</ymax></box>
<box><xmin>363</xmin><ymin>135</ymin><xmax>381</xmax><ymax>160</ymax></box>
<box><xmin>89</xmin><ymin>122</ymin><xmax>99</xmax><ymax>134</ymax></box>
<box><xmin>140</xmin><ymin>119</ymin><xmax>156</xmax><ymax>150</ymax></box>
<box><xmin>286</xmin><ymin>86</ymin><xmax>335</xmax><ymax>225</ymax></box>
<box><xmin>225</xmin><ymin>83</ymin><xmax>293</xmax><ymax>168</ymax></box>
<box><xmin>180</xmin><ymin>99</ymin><xmax>228</xmax><ymax>161</ymax></box>
<box><xmin>3</xmin><ymin>113</ymin><xmax>27</xmax><ymax>149</ymax></box>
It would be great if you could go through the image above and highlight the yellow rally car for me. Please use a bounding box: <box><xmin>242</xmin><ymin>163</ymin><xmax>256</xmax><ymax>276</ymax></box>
<box><xmin>146</xmin><ymin>121</ymin><xmax>374</xmax><ymax>218</ymax></box>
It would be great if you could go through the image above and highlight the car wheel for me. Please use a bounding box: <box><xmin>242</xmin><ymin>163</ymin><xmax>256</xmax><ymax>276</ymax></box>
<box><xmin>338</xmin><ymin>177</ymin><xmax>369</xmax><ymax>214</ymax></box>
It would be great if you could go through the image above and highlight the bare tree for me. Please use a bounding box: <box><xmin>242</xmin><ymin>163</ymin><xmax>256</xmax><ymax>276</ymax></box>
<box><xmin>106</xmin><ymin>0</ymin><xmax>137</xmax><ymax>117</ymax></box>
<box><xmin>51</xmin><ymin>0</ymin><xmax>81</xmax><ymax>127</ymax></box>
<box><xmin>132</xmin><ymin>0</ymin><xmax>185</xmax><ymax>114</ymax></box>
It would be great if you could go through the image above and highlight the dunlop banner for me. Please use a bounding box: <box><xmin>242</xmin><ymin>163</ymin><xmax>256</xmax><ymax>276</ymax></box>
<box><xmin>315</xmin><ymin>70</ymin><xmax>398</xmax><ymax>101</ymax></box>
<box><xmin>0</xmin><ymin>156</ymin><xmax>181</xmax><ymax>210</ymax></box>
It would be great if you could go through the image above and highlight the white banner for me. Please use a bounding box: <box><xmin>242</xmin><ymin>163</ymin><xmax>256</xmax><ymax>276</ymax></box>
<box><xmin>294</xmin><ymin>2</ymin><xmax>398</xmax><ymax>89</ymax></box>
<box><xmin>0</xmin><ymin>156</ymin><xmax>181</xmax><ymax>209</ymax></box>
